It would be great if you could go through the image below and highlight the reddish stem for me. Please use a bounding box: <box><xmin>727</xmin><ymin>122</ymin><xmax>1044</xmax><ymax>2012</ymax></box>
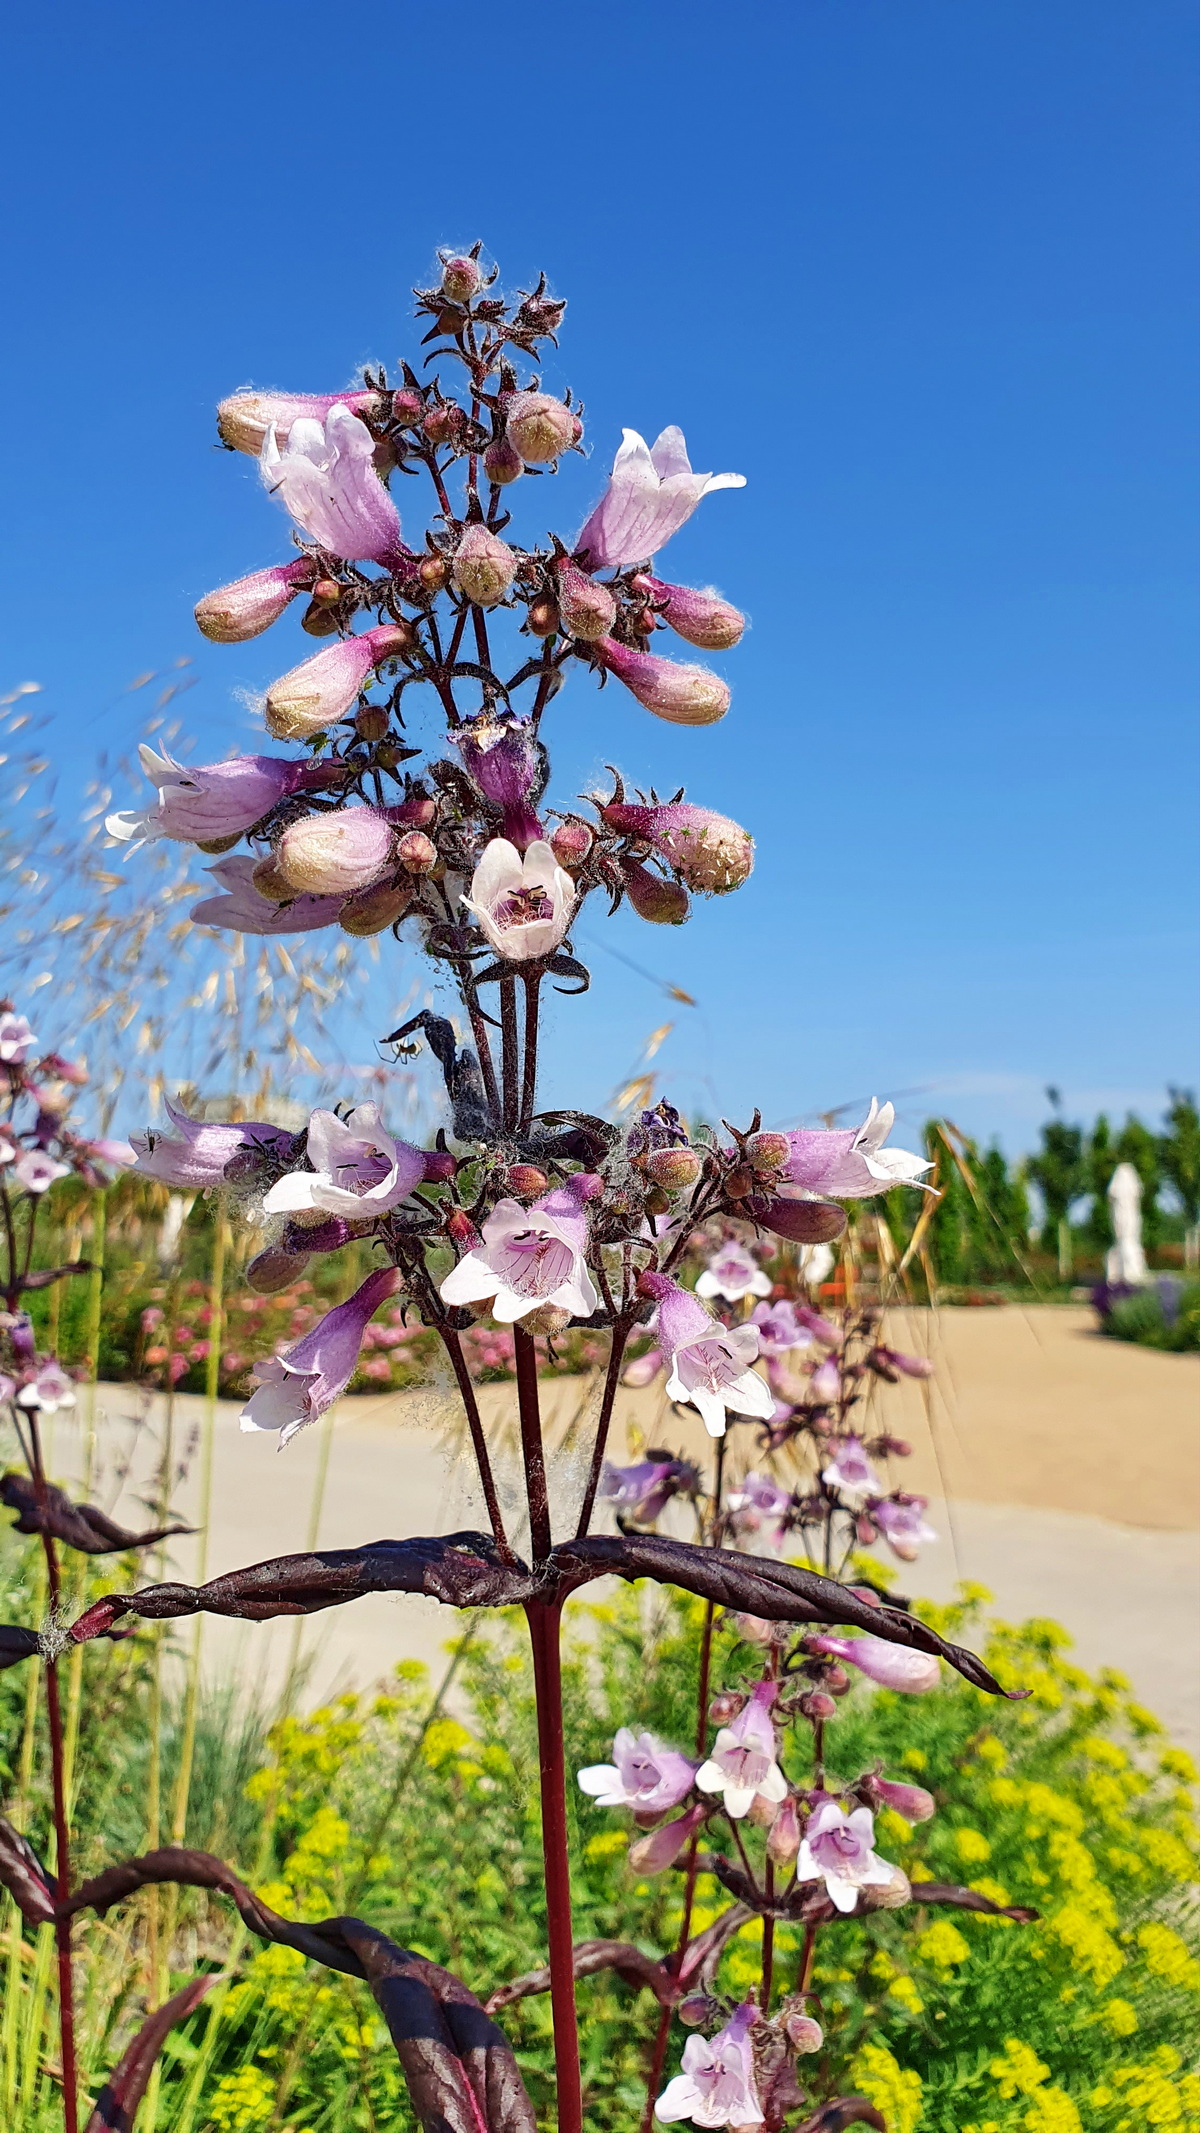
<box><xmin>525</xmin><ymin>1598</ymin><xmax>583</xmax><ymax>2133</ymax></box>
<box><xmin>27</xmin><ymin>1419</ymin><xmax>78</xmax><ymax>2133</ymax></box>
<box><xmin>513</xmin><ymin>1327</ymin><xmax>552</xmax><ymax>1563</ymax></box>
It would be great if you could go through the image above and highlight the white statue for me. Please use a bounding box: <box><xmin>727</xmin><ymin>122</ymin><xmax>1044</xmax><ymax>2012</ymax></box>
<box><xmin>1106</xmin><ymin>1162</ymin><xmax>1147</xmax><ymax>1285</ymax></box>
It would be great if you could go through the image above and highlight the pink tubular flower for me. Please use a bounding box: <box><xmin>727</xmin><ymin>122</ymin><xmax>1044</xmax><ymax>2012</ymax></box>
<box><xmin>259</xmin><ymin>402</ymin><xmax>402</xmax><ymax>563</ymax></box>
<box><xmin>635</xmin><ymin>575</ymin><xmax>745</xmax><ymax>651</ymax></box>
<box><xmin>461</xmin><ymin>837</ymin><xmax>575</xmax><ymax>962</ymax></box>
<box><xmin>821</xmin><ymin>1436</ymin><xmax>881</xmax><ymax>1496</ymax></box>
<box><xmin>655</xmin><ymin>2000</ymin><xmax>763</xmax><ymax>2127</ymax></box>
<box><xmin>870</xmin><ymin>1495</ymin><xmax>938</xmax><ymax>1562</ymax></box>
<box><xmin>621</xmin><ymin>1345</ymin><xmax>664</xmax><ymax>1387</ymax></box>
<box><xmin>218</xmin><ymin>387</ymin><xmax>381</xmax><ymax>457</ymax></box>
<box><xmin>794</xmin><ymin>1799</ymin><xmax>899</xmax><ymax>1914</ymax></box>
<box><xmin>870</xmin><ymin>1342</ymin><xmax>935</xmax><ymax>1379</ymax></box>
<box><xmin>131</xmin><ymin>1101</ymin><xmax>294</xmax><ymax>1189</ymax></box>
<box><xmin>190</xmin><ymin>856</ymin><xmax>345</xmax><ymax>936</ymax></box>
<box><xmin>13</xmin><ymin>1151</ymin><xmax>69</xmax><ymax>1195</ymax></box>
<box><xmin>600</xmin><ymin>1456</ymin><xmax>697</xmax><ymax>1523</ymax></box>
<box><xmin>82</xmin><ymin>1138</ymin><xmax>137</xmax><ymax>1171</ymax></box>
<box><xmin>749</xmin><ymin>1299</ymin><xmax>810</xmax><ymax>1356</ymax></box>
<box><xmin>16</xmin><ymin>1359</ymin><xmax>76</xmax><ymax>1414</ymax></box>
<box><xmin>194</xmin><ymin>557</ymin><xmax>315</xmax><ymax>643</ymax></box>
<box><xmin>807</xmin><ymin>1633</ymin><xmax>941</xmax><ymax>1694</ymax></box>
<box><xmin>0</xmin><ymin>1014</ymin><xmax>36</xmax><ymax>1064</ymax></box>
<box><xmin>640</xmin><ymin>1272</ymin><xmax>773</xmax><ymax>1439</ymax></box>
<box><xmin>727</xmin><ymin>1472</ymin><xmax>792</xmax><ymax>1549</ymax></box>
<box><xmin>868</xmin><ymin>1773</ymin><xmax>937</xmax><ymax>1824</ymax></box>
<box><xmin>695</xmin><ymin>1243</ymin><xmax>771</xmax><ymax>1305</ymax></box>
<box><xmin>439</xmin><ymin>1174</ymin><xmax>600</xmax><ymax>1325</ymax></box>
<box><xmin>106</xmin><ymin>744</ymin><xmax>310</xmax><ymax>849</ymax></box>
<box><xmin>780</xmin><ymin>1100</ymin><xmax>933</xmax><ymax>1199</ymax></box>
<box><xmin>577</xmin><ymin>1728</ymin><xmax>698</xmax><ymax>1813</ymax></box>
<box><xmin>276</xmin><ymin>809</ymin><xmax>395</xmax><ymax>897</ymax></box>
<box><xmin>593</xmin><ymin>637</ymin><xmax>730</xmax><ymax>726</ymax></box>
<box><xmin>576</xmin><ymin>426</ymin><xmax>745</xmax><ymax>571</ymax></box>
<box><xmin>262</xmin><ymin>1104</ymin><xmax>425</xmax><ymax>1220</ymax></box>
<box><xmin>628</xmin><ymin>1802</ymin><xmax>708</xmax><ymax>1873</ymax></box>
<box><xmin>241</xmin><ymin>1265</ymin><xmax>402</xmax><ymax>1445</ymax></box>
<box><xmin>264</xmin><ymin>626</ymin><xmax>408</xmax><ymax>742</ymax></box>
<box><xmin>809</xmin><ymin>1356</ymin><xmax>841</xmax><ymax>1403</ymax></box>
<box><xmin>696</xmin><ymin>1680</ymin><xmax>787</xmax><ymax>1819</ymax></box>
<box><xmin>795</xmin><ymin>1301</ymin><xmax>841</xmax><ymax>1343</ymax></box>
<box><xmin>601</xmin><ymin>799</ymin><xmax>752</xmax><ymax>896</ymax></box>
<box><xmin>450</xmin><ymin>711</ymin><xmax>544</xmax><ymax>851</ymax></box>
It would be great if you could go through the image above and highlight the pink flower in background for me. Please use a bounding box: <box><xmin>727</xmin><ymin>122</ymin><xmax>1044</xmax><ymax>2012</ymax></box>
<box><xmin>241</xmin><ymin>1265</ymin><xmax>402</xmax><ymax>1445</ymax></box>
<box><xmin>190</xmin><ymin>856</ymin><xmax>345</xmax><ymax>936</ymax></box>
<box><xmin>696</xmin><ymin>1680</ymin><xmax>787</xmax><ymax>1819</ymax></box>
<box><xmin>807</xmin><ymin>1633</ymin><xmax>940</xmax><ymax>1694</ymax></box>
<box><xmin>795</xmin><ymin>1302</ymin><xmax>841</xmax><ymax>1344</ymax></box>
<box><xmin>794</xmin><ymin>1799</ymin><xmax>899</xmax><ymax>1913</ymax></box>
<box><xmin>639</xmin><ymin>1273</ymin><xmax>773</xmax><ymax>1439</ymax></box>
<box><xmin>809</xmin><ymin>1355</ymin><xmax>841</xmax><ymax>1403</ymax></box>
<box><xmin>262</xmin><ymin>1105</ymin><xmax>425</xmax><ymax>1220</ymax></box>
<box><xmin>600</xmin><ymin>1458</ymin><xmax>697</xmax><ymax>1524</ymax></box>
<box><xmin>696</xmin><ymin>1242</ymin><xmax>771</xmax><ymax>1305</ymax></box>
<box><xmin>16</xmin><ymin>1360</ymin><xmax>76</xmax><ymax>1413</ymax></box>
<box><xmin>83</xmin><ymin>1138</ymin><xmax>137</xmax><ymax>1171</ymax></box>
<box><xmin>260</xmin><ymin>402</ymin><xmax>403</xmax><ymax>564</ymax></box>
<box><xmin>655</xmin><ymin>2001</ymin><xmax>763</xmax><ymax>2127</ymax></box>
<box><xmin>821</xmin><ymin>1436</ymin><xmax>881</xmax><ymax>1496</ymax></box>
<box><xmin>576</xmin><ymin>426</ymin><xmax>745</xmax><ymax>570</ymax></box>
<box><xmin>107</xmin><ymin>745</ymin><xmax>310</xmax><ymax>848</ymax></box>
<box><xmin>749</xmin><ymin>1299</ymin><xmax>810</xmax><ymax>1355</ymax></box>
<box><xmin>620</xmin><ymin>1345</ymin><xmax>664</xmax><ymax>1388</ymax></box>
<box><xmin>780</xmin><ymin>1100</ymin><xmax>933</xmax><ymax>1200</ymax></box>
<box><xmin>461</xmin><ymin>838</ymin><xmax>575</xmax><ymax>962</ymax></box>
<box><xmin>870</xmin><ymin>1343</ymin><xmax>935</xmax><ymax>1379</ymax></box>
<box><xmin>577</xmin><ymin>1728</ymin><xmax>697</xmax><ymax>1813</ymax></box>
<box><xmin>440</xmin><ymin>1174</ymin><xmax>599</xmax><ymax>1324</ymax></box>
<box><xmin>13</xmin><ymin>1151</ymin><xmax>69</xmax><ymax>1195</ymax></box>
<box><xmin>0</xmin><ymin>1014</ymin><xmax>36</xmax><ymax>1064</ymax></box>
<box><xmin>727</xmin><ymin>1472</ymin><xmax>792</xmax><ymax>1549</ymax></box>
<box><xmin>131</xmin><ymin>1101</ymin><xmax>293</xmax><ymax>1189</ymax></box>
<box><xmin>870</xmin><ymin>1495</ymin><xmax>938</xmax><ymax>1562</ymax></box>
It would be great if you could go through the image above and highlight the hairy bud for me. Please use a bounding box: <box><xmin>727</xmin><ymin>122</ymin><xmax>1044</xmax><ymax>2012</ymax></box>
<box><xmin>862</xmin><ymin>1869</ymin><xmax>912</xmax><ymax>1911</ymax></box>
<box><xmin>483</xmin><ymin>434</ymin><xmax>523</xmax><ymax>485</ymax></box>
<box><xmin>708</xmin><ymin>1690</ymin><xmax>747</xmax><ymax>1726</ymax></box>
<box><xmin>505</xmin><ymin>391</ymin><xmax>576</xmax><ymax>463</ymax></box>
<box><xmin>627</xmin><ymin>1803</ymin><xmax>707</xmax><ymax>1875</ymax></box>
<box><xmin>799</xmin><ymin>1691</ymin><xmax>837</xmax><ymax>1722</ymax></box>
<box><xmin>527</xmin><ymin>596</ymin><xmax>560</xmax><ymax>637</ymax></box>
<box><xmin>453</xmin><ymin>524</ymin><xmax>518</xmax><ymax>608</ymax></box>
<box><xmin>781</xmin><ymin>2007</ymin><xmax>823</xmax><ymax>2054</ymax></box>
<box><xmin>446</xmin><ymin>1208</ymin><xmax>481</xmax><ymax>1251</ymax></box>
<box><xmin>745</xmin><ymin>1131</ymin><xmax>790</xmax><ymax>1176</ymax></box>
<box><xmin>500</xmin><ymin>1165</ymin><xmax>549</xmax><ymax>1200</ymax></box>
<box><xmin>602</xmin><ymin>799</ymin><xmax>752</xmax><ymax>895</ymax></box>
<box><xmin>441</xmin><ymin>254</ymin><xmax>483</xmax><ymax>303</ymax></box>
<box><xmin>251</xmin><ymin>855</ymin><xmax>298</xmax><ymax>902</ymax></box>
<box><xmin>423</xmin><ymin>402</ymin><xmax>466</xmax><ymax>448</ymax></box>
<box><xmin>246</xmin><ymin>1247</ymin><xmax>309</xmax><ymax>1293</ymax></box>
<box><xmin>522</xmin><ymin>1303</ymin><xmax>572</xmax><ymax>1337</ymax></box>
<box><xmin>355</xmin><ymin>703</ymin><xmax>390</xmax><ymax>743</ymax></box>
<box><xmin>864</xmin><ymin>1774</ymin><xmax>937</xmax><ymax>1824</ymax></box>
<box><xmin>679</xmin><ymin>1994</ymin><xmax>719</xmax><ymax>2029</ymax></box>
<box><xmin>621</xmin><ymin>858</ymin><xmax>689</xmax><ymax>925</ymax></box>
<box><xmin>338</xmin><ymin>883</ymin><xmax>412</xmax><ymax>936</ymax></box>
<box><xmin>277</xmin><ymin>809</ymin><xmax>395</xmax><ymax>897</ymax></box>
<box><xmin>195</xmin><ymin>558</ymin><xmax>314</xmax><ymax>643</ymax></box>
<box><xmin>419</xmin><ymin>554</ymin><xmax>450</xmax><ymax>591</ymax></box>
<box><xmin>634</xmin><ymin>573</ymin><xmax>746</xmax><ymax>651</ymax></box>
<box><xmin>766</xmin><ymin>1794</ymin><xmax>801</xmax><ymax>1866</ymax></box>
<box><xmin>594</xmin><ymin>638</ymin><xmax>730</xmax><ymax>725</ymax></box>
<box><xmin>395</xmin><ymin>831</ymin><xmax>437</xmax><ymax>875</ymax></box>
<box><xmin>645</xmin><ymin>1146</ymin><xmax>702</xmax><ymax>1191</ymax></box>
<box><xmin>724</xmin><ymin>1164</ymin><xmax>754</xmax><ymax>1199</ymax></box>
<box><xmin>216</xmin><ymin>387</ymin><xmax>380</xmax><ymax>457</ymax></box>
<box><xmin>550</xmin><ymin>820</ymin><xmax>593</xmax><ymax>868</ymax></box>
<box><xmin>555</xmin><ymin>559</ymin><xmax>617</xmax><ymax>642</ymax></box>
<box><xmin>391</xmin><ymin>389</ymin><xmax>424</xmax><ymax>428</ymax></box>
<box><xmin>264</xmin><ymin>627</ymin><xmax>407</xmax><ymax>741</ymax></box>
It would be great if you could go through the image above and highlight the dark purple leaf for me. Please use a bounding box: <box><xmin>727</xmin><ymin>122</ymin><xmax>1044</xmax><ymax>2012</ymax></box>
<box><xmin>18</xmin><ymin>1261</ymin><xmax>94</xmax><ymax>1292</ymax></box>
<box><xmin>63</xmin><ymin>1848</ymin><xmax>535</xmax><ymax>2132</ymax></box>
<box><xmin>795</xmin><ymin>2105</ymin><xmax>886</xmax><ymax>2133</ymax></box>
<box><xmin>754</xmin><ymin>1198</ymin><xmax>847</xmax><ymax>1245</ymax></box>
<box><xmin>0</xmin><ymin>1625</ymin><xmax>40</xmax><ymax>1671</ymax></box>
<box><xmin>0</xmin><ymin>1816</ymin><xmax>57</xmax><ymax>1924</ymax></box>
<box><xmin>551</xmin><ymin>1534</ymin><xmax>1019</xmax><ymax>1697</ymax></box>
<box><xmin>70</xmin><ymin>1533</ymin><xmax>537</xmax><ymax>1643</ymax></box>
<box><xmin>486</xmin><ymin>1907</ymin><xmax>754</xmax><ymax>2014</ymax></box>
<box><xmin>912</xmin><ymin>1881</ymin><xmax>1039</xmax><ymax>1924</ymax></box>
<box><xmin>84</xmin><ymin>1975</ymin><xmax>216</xmax><ymax>2132</ymax></box>
<box><xmin>1</xmin><ymin>1473</ymin><xmax>194</xmax><ymax>1557</ymax></box>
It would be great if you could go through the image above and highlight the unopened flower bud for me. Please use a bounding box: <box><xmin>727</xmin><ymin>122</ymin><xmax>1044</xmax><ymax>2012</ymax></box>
<box><xmin>483</xmin><ymin>434</ymin><xmax>524</xmax><ymax>485</ymax></box>
<box><xmin>766</xmin><ymin>1794</ymin><xmax>801</xmax><ymax>1866</ymax></box>
<box><xmin>194</xmin><ymin>558</ymin><xmax>314</xmax><ymax>644</ymax></box>
<box><xmin>781</xmin><ymin>2008</ymin><xmax>823</xmax><ymax>2054</ymax></box>
<box><xmin>855</xmin><ymin>1515</ymin><xmax>878</xmax><ymax>1546</ymax></box>
<box><xmin>633</xmin><ymin>574</ymin><xmax>746</xmax><ymax>651</ymax></box>
<box><xmin>391</xmin><ymin>389</ymin><xmax>424</xmax><ymax>428</ymax></box>
<box><xmin>246</xmin><ymin>1247</ymin><xmax>309</xmax><ymax>1293</ymax></box>
<box><xmin>555</xmin><ymin>559</ymin><xmax>616</xmax><ymax>642</ymax></box>
<box><xmin>338</xmin><ymin>883</ymin><xmax>412</xmax><ymax>936</ymax></box>
<box><xmin>746</xmin><ymin>1132</ymin><xmax>790</xmax><ymax>1177</ymax></box>
<box><xmin>799</xmin><ymin>1691</ymin><xmax>837</xmax><ymax>1722</ymax></box>
<box><xmin>628</xmin><ymin>1803</ymin><xmax>706</xmax><ymax>1874</ymax></box>
<box><xmin>355</xmin><ymin>703</ymin><xmax>390</xmax><ymax>742</ymax></box>
<box><xmin>251</xmin><ymin>855</ymin><xmax>298</xmax><ymax>902</ymax></box>
<box><xmin>500</xmin><ymin>1165</ymin><xmax>549</xmax><ymax>1200</ymax></box>
<box><xmin>867</xmin><ymin>1775</ymin><xmax>937</xmax><ymax>1824</ymax></box>
<box><xmin>505</xmin><ymin>391</ymin><xmax>576</xmax><ymax>463</ymax></box>
<box><xmin>423</xmin><ymin>403</ymin><xmax>466</xmax><ymax>447</ymax></box>
<box><xmin>441</xmin><ymin>254</ymin><xmax>483</xmax><ymax>303</ymax></box>
<box><xmin>195</xmin><ymin>832</ymin><xmax>241</xmax><ymax>855</ymax></box>
<box><xmin>453</xmin><ymin>525</ymin><xmax>518</xmax><ymax>608</ymax></box>
<box><xmin>724</xmin><ymin>1164</ymin><xmax>754</xmax><ymax>1199</ymax></box>
<box><xmin>264</xmin><ymin>627</ymin><xmax>407</xmax><ymax>741</ymax></box>
<box><xmin>421</xmin><ymin>1149</ymin><xmax>457</xmax><ymax>1184</ymax></box>
<box><xmin>601</xmin><ymin>799</ymin><xmax>753</xmax><ymax>895</ymax></box>
<box><xmin>522</xmin><ymin>1303</ymin><xmax>572</xmax><ymax>1337</ymax></box>
<box><xmin>436</xmin><ymin>304</ymin><xmax>465</xmax><ymax>336</ymax></box>
<box><xmin>679</xmin><ymin>1994</ymin><xmax>719</xmax><ymax>2029</ymax></box>
<box><xmin>301</xmin><ymin>600</ymin><xmax>340</xmax><ymax>637</ymax></box>
<box><xmin>550</xmin><ymin>820</ymin><xmax>592</xmax><ymax>868</ymax></box>
<box><xmin>277</xmin><ymin>809</ymin><xmax>395</xmax><ymax>897</ymax></box>
<box><xmin>594</xmin><ymin>638</ymin><xmax>730</xmax><ymax>725</ymax></box>
<box><xmin>621</xmin><ymin>859</ymin><xmax>689</xmax><ymax>925</ymax></box>
<box><xmin>527</xmin><ymin>596</ymin><xmax>560</xmax><ymax>637</ymax></box>
<box><xmin>216</xmin><ymin>387</ymin><xmax>380</xmax><ymax>457</ymax></box>
<box><xmin>747</xmin><ymin>1791</ymin><xmax>781</xmax><ymax>1832</ymax></box>
<box><xmin>645</xmin><ymin>1146</ymin><xmax>702</xmax><ymax>1191</ymax></box>
<box><xmin>824</xmin><ymin>1665</ymin><xmax>851</xmax><ymax>1695</ymax></box>
<box><xmin>869</xmin><ymin>1434</ymin><xmax>912</xmax><ymax>1459</ymax></box>
<box><xmin>708</xmin><ymin>1690</ymin><xmax>747</xmax><ymax>1726</ymax></box>
<box><xmin>447</xmin><ymin>1208</ymin><xmax>481</xmax><ymax>1250</ymax></box>
<box><xmin>863</xmin><ymin>1868</ymin><xmax>912</xmax><ymax>1911</ymax></box>
<box><xmin>311</xmin><ymin>578</ymin><xmax>343</xmax><ymax>606</ymax></box>
<box><xmin>807</xmin><ymin>1633</ymin><xmax>940</xmax><ymax>1695</ymax></box>
<box><xmin>395</xmin><ymin>830</ymin><xmax>437</xmax><ymax>875</ymax></box>
<box><xmin>419</xmin><ymin>554</ymin><xmax>450</xmax><ymax>591</ymax></box>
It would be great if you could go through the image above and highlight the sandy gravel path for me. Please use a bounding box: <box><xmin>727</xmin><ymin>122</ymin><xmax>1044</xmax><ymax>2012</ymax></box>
<box><xmin>31</xmin><ymin>1307</ymin><xmax>1199</xmax><ymax>1749</ymax></box>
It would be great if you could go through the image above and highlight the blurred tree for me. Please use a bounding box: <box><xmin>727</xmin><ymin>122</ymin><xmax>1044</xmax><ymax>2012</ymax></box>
<box><xmin>1086</xmin><ymin>1113</ymin><xmax>1116</xmax><ymax>1254</ymax></box>
<box><xmin>1161</xmin><ymin>1088</ymin><xmax>1200</xmax><ymax>1228</ymax></box>
<box><xmin>1027</xmin><ymin>1090</ymin><xmax>1087</xmax><ymax>1276</ymax></box>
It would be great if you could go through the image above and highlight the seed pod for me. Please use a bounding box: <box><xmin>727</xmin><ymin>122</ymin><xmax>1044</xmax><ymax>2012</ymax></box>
<box><xmin>251</xmin><ymin>855</ymin><xmax>297</xmax><ymax>902</ymax></box>
<box><xmin>395</xmin><ymin>831</ymin><xmax>437</xmax><ymax>875</ymax></box>
<box><xmin>621</xmin><ymin>858</ymin><xmax>689</xmax><ymax>925</ymax></box>
<box><xmin>338</xmin><ymin>883</ymin><xmax>411</xmax><ymax>936</ymax></box>
<box><xmin>483</xmin><ymin>434</ymin><xmax>523</xmax><ymax>485</ymax></box>
<box><xmin>246</xmin><ymin>1247</ymin><xmax>309</xmax><ymax>1293</ymax></box>
<box><xmin>355</xmin><ymin>704</ymin><xmax>390</xmax><ymax>743</ymax></box>
<box><xmin>501</xmin><ymin>1165</ymin><xmax>548</xmax><ymax>1200</ymax></box>
<box><xmin>724</xmin><ymin>1164</ymin><xmax>754</xmax><ymax>1199</ymax></box>
<box><xmin>645</xmin><ymin>1147</ymin><xmax>702</xmax><ymax>1191</ymax></box>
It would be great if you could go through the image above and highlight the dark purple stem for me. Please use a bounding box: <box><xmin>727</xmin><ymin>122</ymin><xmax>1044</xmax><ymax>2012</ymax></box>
<box><xmin>525</xmin><ymin>1598</ymin><xmax>583</xmax><ymax>2133</ymax></box>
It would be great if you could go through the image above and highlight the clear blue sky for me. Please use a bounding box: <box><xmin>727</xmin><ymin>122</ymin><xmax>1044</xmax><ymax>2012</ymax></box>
<box><xmin>2</xmin><ymin>0</ymin><xmax>1196</xmax><ymax>1154</ymax></box>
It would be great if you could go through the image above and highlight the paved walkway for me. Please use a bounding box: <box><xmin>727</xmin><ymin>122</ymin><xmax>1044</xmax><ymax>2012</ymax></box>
<box><xmin>30</xmin><ymin>1307</ymin><xmax>1200</xmax><ymax>1749</ymax></box>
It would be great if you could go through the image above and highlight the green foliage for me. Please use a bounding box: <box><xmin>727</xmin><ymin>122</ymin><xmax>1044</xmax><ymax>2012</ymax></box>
<box><xmin>1027</xmin><ymin>1117</ymin><xmax>1087</xmax><ymax>1237</ymax></box>
<box><xmin>1161</xmin><ymin>1090</ymin><xmax>1200</xmax><ymax>1227</ymax></box>
<box><xmin>1101</xmin><ymin>1280</ymin><xmax>1200</xmax><ymax>1353</ymax></box>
